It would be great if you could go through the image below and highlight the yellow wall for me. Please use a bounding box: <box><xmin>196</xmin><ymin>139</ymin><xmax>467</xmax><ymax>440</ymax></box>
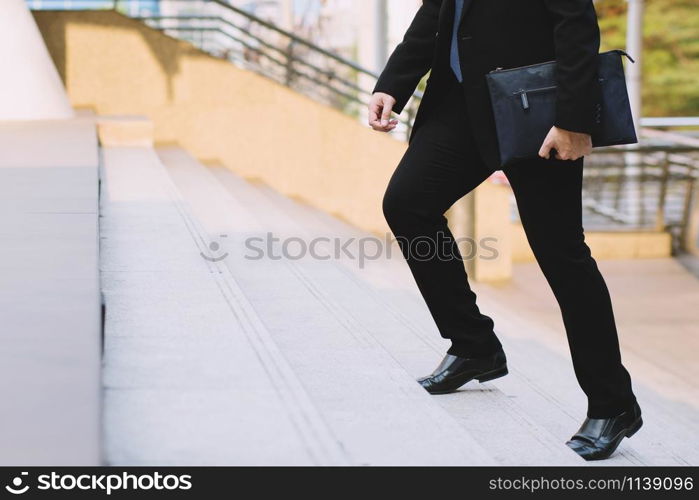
<box><xmin>34</xmin><ymin>10</ymin><xmax>406</xmax><ymax>235</ymax></box>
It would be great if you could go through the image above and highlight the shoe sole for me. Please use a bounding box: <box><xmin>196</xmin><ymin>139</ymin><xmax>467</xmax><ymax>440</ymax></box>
<box><xmin>569</xmin><ymin>416</ymin><xmax>644</xmax><ymax>461</ymax></box>
<box><xmin>477</xmin><ymin>365</ymin><xmax>509</xmax><ymax>383</ymax></box>
<box><xmin>425</xmin><ymin>365</ymin><xmax>509</xmax><ymax>395</ymax></box>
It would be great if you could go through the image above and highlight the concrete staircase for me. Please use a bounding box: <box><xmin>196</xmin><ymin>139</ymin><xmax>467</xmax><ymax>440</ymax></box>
<box><xmin>98</xmin><ymin>141</ymin><xmax>699</xmax><ymax>466</ymax></box>
<box><xmin>103</xmin><ymin>144</ymin><xmax>493</xmax><ymax>466</ymax></box>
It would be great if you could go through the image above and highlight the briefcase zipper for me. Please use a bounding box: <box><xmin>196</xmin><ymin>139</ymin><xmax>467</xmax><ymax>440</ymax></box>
<box><xmin>514</xmin><ymin>85</ymin><xmax>557</xmax><ymax>110</ymax></box>
<box><xmin>514</xmin><ymin>78</ymin><xmax>607</xmax><ymax>110</ymax></box>
<box><xmin>489</xmin><ymin>61</ymin><xmax>554</xmax><ymax>75</ymax></box>
<box><xmin>489</xmin><ymin>49</ymin><xmax>635</xmax><ymax>75</ymax></box>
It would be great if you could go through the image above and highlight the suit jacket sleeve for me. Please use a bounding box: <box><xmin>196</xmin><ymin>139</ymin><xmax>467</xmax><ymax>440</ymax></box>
<box><xmin>372</xmin><ymin>0</ymin><xmax>442</xmax><ymax>114</ymax></box>
<box><xmin>543</xmin><ymin>0</ymin><xmax>602</xmax><ymax>134</ymax></box>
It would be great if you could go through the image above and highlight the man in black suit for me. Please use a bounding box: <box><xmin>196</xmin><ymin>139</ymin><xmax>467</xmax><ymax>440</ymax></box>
<box><xmin>368</xmin><ymin>0</ymin><xmax>641</xmax><ymax>461</ymax></box>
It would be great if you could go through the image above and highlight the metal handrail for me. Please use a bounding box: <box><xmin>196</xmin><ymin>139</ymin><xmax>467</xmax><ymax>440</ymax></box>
<box><xmin>150</xmin><ymin>25</ymin><xmax>360</xmax><ymax>105</ymax></box>
<box><xmin>577</xmin><ymin>145</ymin><xmax>699</xmax><ymax>252</ymax></box>
<box><xmin>138</xmin><ymin>15</ymin><xmax>372</xmax><ymax>100</ymax></box>
<box><xmin>207</xmin><ymin>0</ymin><xmax>379</xmax><ymax>80</ymax></box>
<box><xmin>148</xmin><ymin>17</ymin><xmax>376</xmax><ymax>116</ymax></box>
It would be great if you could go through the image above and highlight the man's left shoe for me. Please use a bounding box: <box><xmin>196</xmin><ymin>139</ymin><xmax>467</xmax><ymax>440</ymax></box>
<box><xmin>566</xmin><ymin>402</ymin><xmax>643</xmax><ymax>461</ymax></box>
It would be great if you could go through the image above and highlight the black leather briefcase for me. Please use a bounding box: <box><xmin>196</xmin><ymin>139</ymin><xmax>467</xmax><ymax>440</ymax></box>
<box><xmin>485</xmin><ymin>50</ymin><xmax>638</xmax><ymax>167</ymax></box>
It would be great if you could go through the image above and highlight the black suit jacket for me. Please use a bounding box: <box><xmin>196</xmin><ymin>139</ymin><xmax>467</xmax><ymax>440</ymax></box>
<box><xmin>373</xmin><ymin>0</ymin><xmax>602</xmax><ymax>168</ymax></box>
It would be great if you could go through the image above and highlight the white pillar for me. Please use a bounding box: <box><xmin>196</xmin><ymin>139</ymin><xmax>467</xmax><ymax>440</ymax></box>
<box><xmin>626</xmin><ymin>0</ymin><xmax>644</xmax><ymax>134</ymax></box>
<box><xmin>624</xmin><ymin>0</ymin><xmax>645</xmax><ymax>226</ymax></box>
<box><xmin>129</xmin><ymin>0</ymin><xmax>140</xmax><ymax>17</ymax></box>
<box><xmin>373</xmin><ymin>0</ymin><xmax>389</xmax><ymax>71</ymax></box>
<box><xmin>358</xmin><ymin>0</ymin><xmax>388</xmax><ymax>75</ymax></box>
<box><xmin>279</xmin><ymin>0</ymin><xmax>295</xmax><ymax>31</ymax></box>
<box><xmin>0</xmin><ymin>0</ymin><xmax>73</xmax><ymax>120</ymax></box>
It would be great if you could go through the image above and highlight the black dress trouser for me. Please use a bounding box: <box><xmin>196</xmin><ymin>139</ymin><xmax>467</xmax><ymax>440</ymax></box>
<box><xmin>382</xmin><ymin>72</ymin><xmax>637</xmax><ymax>418</ymax></box>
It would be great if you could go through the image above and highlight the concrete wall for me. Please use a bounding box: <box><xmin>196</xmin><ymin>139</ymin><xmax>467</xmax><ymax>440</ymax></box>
<box><xmin>34</xmin><ymin>10</ymin><xmax>405</xmax><ymax>236</ymax></box>
<box><xmin>0</xmin><ymin>118</ymin><xmax>101</xmax><ymax>465</ymax></box>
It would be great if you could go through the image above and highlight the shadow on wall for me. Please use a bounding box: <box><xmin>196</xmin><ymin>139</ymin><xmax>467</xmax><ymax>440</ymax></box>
<box><xmin>34</xmin><ymin>10</ymin><xmax>188</xmax><ymax>102</ymax></box>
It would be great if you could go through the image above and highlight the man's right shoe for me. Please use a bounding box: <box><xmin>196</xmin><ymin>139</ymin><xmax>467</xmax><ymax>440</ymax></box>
<box><xmin>566</xmin><ymin>401</ymin><xmax>643</xmax><ymax>461</ymax></box>
<box><xmin>418</xmin><ymin>350</ymin><xmax>508</xmax><ymax>395</ymax></box>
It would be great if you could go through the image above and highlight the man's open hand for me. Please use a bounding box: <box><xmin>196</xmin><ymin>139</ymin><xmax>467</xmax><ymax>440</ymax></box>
<box><xmin>538</xmin><ymin>126</ymin><xmax>593</xmax><ymax>161</ymax></box>
<box><xmin>368</xmin><ymin>93</ymin><xmax>399</xmax><ymax>132</ymax></box>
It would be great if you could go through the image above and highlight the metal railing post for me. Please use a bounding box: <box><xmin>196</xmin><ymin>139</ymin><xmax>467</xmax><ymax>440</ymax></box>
<box><xmin>639</xmin><ymin>156</ymin><xmax>647</xmax><ymax>225</ymax></box>
<box><xmin>680</xmin><ymin>176</ymin><xmax>697</xmax><ymax>253</ymax></box>
<box><xmin>655</xmin><ymin>152</ymin><xmax>670</xmax><ymax>232</ymax></box>
<box><xmin>284</xmin><ymin>39</ymin><xmax>296</xmax><ymax>87</ymax></box>
<box><xmin>403</xmin><ymin>104</ymin><xmax>416</xmax><ymax>142</ymax></box>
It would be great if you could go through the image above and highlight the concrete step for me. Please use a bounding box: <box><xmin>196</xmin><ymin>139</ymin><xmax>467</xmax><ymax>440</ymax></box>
<box><xmin>100</xmin><ymin>146</ymin><xmax>344</xmax><ymax>465</ymax></box>
<box><xmin>159</xmin><ymin>147</ymin><xmax>495</xmax><ymax>465</ymax></box>
<box><xmin>211</xmin><ymin>168</ymin><xmax>697</xmax><ymax>466</ymax></box>
<box><xmin>0</xmin><ymin>118</ymin><xmax>101</xmax><ymax>465</ymax></box>
<box><xmin>209</xmin><ymin>166</ymin><xmax>588</xmax><ymax>466</ymax></box>
<box><xmin>96</xmin><ymin>115</ymin><xmax>154</xmax><ymax>147</ymax></box>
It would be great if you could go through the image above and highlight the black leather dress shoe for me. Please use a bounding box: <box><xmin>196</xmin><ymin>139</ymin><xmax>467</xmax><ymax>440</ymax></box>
<box><xmin>566</xmin><ymin>402</ymin><xmax>643</xmax><ymax>461</ymax></box>
<box><xmin>418</xmin><ymin>350</ymin><xmax>508</xmax><ymax>395</ymax></box>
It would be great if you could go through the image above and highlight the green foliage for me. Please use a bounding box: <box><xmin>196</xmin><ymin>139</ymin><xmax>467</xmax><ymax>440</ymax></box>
<box><xmin>596</xmin><ymin>0</ymin><xmax>699</xmax><ymax>117</ymax></box>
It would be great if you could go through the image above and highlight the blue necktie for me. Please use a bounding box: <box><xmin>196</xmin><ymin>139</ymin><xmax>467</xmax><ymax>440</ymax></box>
<box><xmin>450</xmin><ymin>0</ymin><xmax>464</xmax><ymax>82</ymax></box>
